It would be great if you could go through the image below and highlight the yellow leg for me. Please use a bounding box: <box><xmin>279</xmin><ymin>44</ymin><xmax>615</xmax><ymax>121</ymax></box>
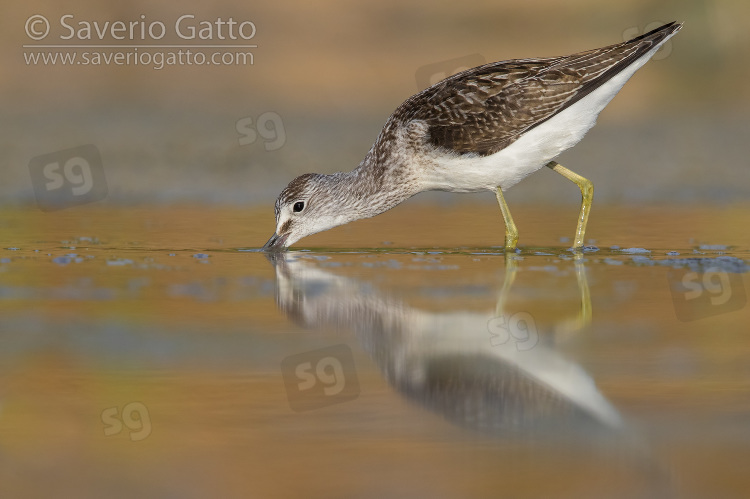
<box><xmin>554</xmin><ymin>254</ymin><xmax>593</xmax><ymax>341</ymax></box>
<box><xmin>495</xmin><ymin>253</ymin><xmax>518</xmax><ymax>317</ymax></box>
<box><xmin>546</xmin><ymin>161</ymin><xmax>594</xmax><ymax>249</ymax></box>
<box><xmin>495</xmin><ymin>187</ymin><xmax>518</xmax><ymax>250</ymax></box>
<box><xmin>574</xmin><ymin>254</ymin><xmax>592</xmax><ymax>328</ymax></box>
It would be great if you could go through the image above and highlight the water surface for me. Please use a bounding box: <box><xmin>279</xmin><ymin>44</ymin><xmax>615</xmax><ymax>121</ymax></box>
<box><xmin>1</xmin><ymin>204</ymin><xmax>749</xmax><ymax>498</ymax></box>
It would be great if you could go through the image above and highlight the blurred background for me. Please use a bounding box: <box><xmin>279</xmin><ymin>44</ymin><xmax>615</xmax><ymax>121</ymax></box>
<box><xmin>3</xmin><ymin>2</ymin><xmax>750</xmax><ymax>497</ymax></box>
<box><xmin>2</xmin><ymin>0</ymin><xmax>749</xmax><ymax>211</ymax></box>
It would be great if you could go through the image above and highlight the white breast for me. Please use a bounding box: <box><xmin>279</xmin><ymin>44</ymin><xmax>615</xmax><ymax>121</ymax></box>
<box><xmin>417</xmin><ymin>38</ymin><xmax>673</xmax><ymax>193</ymax></box>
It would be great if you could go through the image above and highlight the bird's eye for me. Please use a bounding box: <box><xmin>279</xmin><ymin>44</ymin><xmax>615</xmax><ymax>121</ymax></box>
<box><xmin>293</xmin><ymin>201</ymin><xmax>305</xmax><ymax>213</ymax></box>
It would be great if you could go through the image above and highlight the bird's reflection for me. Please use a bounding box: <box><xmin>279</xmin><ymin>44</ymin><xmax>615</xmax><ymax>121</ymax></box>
<box><xmin>267</xmin><ymin>252</ymin><xmax>622</xmax><ymax>437</ymax></box>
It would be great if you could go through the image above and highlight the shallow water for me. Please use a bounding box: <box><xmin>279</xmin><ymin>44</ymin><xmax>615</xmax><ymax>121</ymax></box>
<box><xmin>1</xmin><ymin>204</ymin><xmax>750</xmax><ymax>498</ymax></box>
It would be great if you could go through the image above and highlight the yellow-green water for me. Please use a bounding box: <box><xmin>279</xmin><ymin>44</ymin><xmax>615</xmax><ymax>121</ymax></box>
<box><xmin>1</xmin><ymin>204</ymin><xmax>749</xmax><ymax>498</ymax></box>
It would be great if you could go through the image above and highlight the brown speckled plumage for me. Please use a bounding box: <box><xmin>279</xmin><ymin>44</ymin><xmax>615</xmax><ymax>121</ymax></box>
<box><xmin>387</xmin><ymin>21</ymin><xmax>682</xmax><ymax>157</ymax></box>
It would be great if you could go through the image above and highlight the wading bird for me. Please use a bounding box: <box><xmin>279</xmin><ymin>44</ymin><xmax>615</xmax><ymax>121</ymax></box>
<box><xmin>263</xmin><ymin>22</ymin><xmax>683</xmax><ymax>251</ymax></box>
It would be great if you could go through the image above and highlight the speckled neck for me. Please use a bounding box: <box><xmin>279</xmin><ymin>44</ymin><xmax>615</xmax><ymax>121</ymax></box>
<box><xmin>324</xmin><ymin>142</ymin><xmax>420</xmax><ymax>223</ymax></box>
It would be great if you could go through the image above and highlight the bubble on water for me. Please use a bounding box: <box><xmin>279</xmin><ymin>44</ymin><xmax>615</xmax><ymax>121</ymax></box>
<box><xmin>631</xmin><ymin>255</ymin><xmax>654</xmax><ymax>265</ymax></box>
<box><xmin>620</xmin><ymin>248</ymin><xmax>651</xmax><ymax>254</ymax></box>
<box><xmin>603</xmin><ymin>258</ymin><xmax>624</xmax><ymax>266</ymax></box>
<box><xmin>53</xmin><ymin>256</ymin><xmax>72</xmax><ymax>266</ymax></box>
<box><xmin>192</xmin><ymin>253</ymin><xmax>210</xmax><ymax>259</ymax></box>
<box><xmin>529</xmin><ymin>265</ymin><xmax>559</xmax><ymax>272</ymax></box>
<box><xmin>698</xmin><ymin>244</ymin><xmax>728</xmax><ymax>251</ymax></box>
<box><xmin>107</xmin><ymin>259</ymin><xmax>134</xmax><ymax>266</ymax></box>
<box><xmin>666</xmin><ymin>251</ymin><xmax>680</xmax><ymax>256</ymax></box>
<box><xmin>659</xmin><ymin>256</ymin><xmax>749</xmax><ymax>273</ymax></box>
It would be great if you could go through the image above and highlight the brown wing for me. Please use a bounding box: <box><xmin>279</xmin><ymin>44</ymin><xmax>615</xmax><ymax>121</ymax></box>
<box><xmin>399</xmin><ymin>22</ymin><xmax>682</xmax><ymax>156</ymax></box>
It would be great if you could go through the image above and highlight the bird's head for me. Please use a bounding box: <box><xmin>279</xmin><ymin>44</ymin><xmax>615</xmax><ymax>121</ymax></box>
<box><xmin>262</xmin><ymin>173</ymin><xmax>353</xmax><ymax>251</ymax></box>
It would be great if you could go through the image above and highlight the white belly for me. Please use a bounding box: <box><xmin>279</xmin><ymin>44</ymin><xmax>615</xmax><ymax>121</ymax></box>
<box><xmin>418</xmin><ymin>40</ymin><xmax>670</xmax><ymax>193</ymax></box>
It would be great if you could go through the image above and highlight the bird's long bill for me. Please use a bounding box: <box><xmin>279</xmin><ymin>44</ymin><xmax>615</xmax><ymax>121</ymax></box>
<box><xmin>262</xmin><ymin>232</ymin><xmax>289</xmax><ymax>252</ymax></box>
